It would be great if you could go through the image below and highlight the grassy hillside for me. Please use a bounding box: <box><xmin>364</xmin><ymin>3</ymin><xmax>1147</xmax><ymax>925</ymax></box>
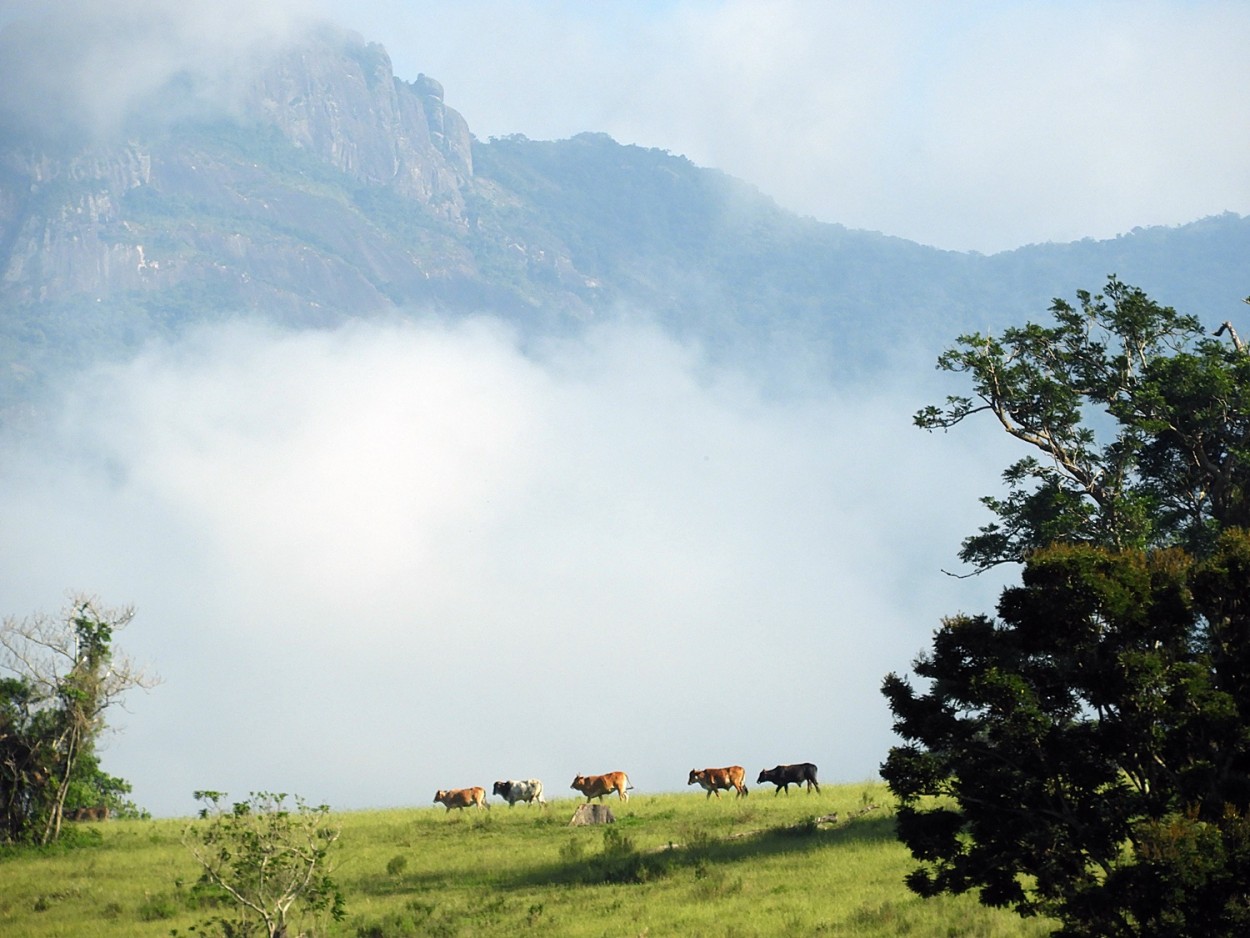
<box><xmin>0</xmin><ymin>782</ymin><xmax>1055</xmax><ymax>937</ymax></box>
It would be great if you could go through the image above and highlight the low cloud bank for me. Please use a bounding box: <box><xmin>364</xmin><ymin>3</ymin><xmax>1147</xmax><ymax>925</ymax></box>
<box><xmin>0</xmin><ymin>314</ymin><xmax>1012</xmax><ymax>816</ymax></box>
<box><xmin>0</xmin><ymin>0</ymin><xmax>318</xmax><ymax>137</ymax></box>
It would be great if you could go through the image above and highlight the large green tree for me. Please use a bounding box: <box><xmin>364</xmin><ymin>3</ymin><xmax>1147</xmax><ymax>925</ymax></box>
<box><xmin>883</xmin><ymin>281</ymin><xmax>1250</xmax><ymax>935</ymax></box>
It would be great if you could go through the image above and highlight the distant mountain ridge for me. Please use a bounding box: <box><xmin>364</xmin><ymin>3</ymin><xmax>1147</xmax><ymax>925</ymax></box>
<box><xmin>1</xmin><ymin>19</ymin><xmax>1247</xmax><ymax>424</ymax></box>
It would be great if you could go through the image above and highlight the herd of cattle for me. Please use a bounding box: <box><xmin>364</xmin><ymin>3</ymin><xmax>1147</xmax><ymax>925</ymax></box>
<box><xmin>432</xmin><ymin>763</ymin><xmax>820</xmax><ymax>812</ymax></box>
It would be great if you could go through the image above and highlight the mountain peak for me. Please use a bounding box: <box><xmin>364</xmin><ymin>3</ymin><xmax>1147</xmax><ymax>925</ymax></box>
<box><xmin>243</xmin><ymin>28</ymin><xmax>474</xmax><ymax>194</ymax></box>
<box><xmin>0</xmin><ymin>21</ymin><xmax>480</xmax><ymax>328</ymax></box>
<box><xmin>0</xmin><ymin>13</ymin><xmax>1246</xmax><ymax>430</ymax></box>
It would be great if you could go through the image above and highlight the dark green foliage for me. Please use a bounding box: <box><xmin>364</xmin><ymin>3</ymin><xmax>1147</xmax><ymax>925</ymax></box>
<box><xmin>888</xmin><ymin>283</ymin><xmax>1250</xmax><ymax>935</ymax></box>
<box><xmin>385</xmin><ymin>853</ymin><xmax>408</xmax><ymax>876</ymax></box>
<box><xmin>136</xmin><ymin>891</ymin><xmax>180</xmax><ymax>921</ymax></box>
<box><xmin>0</xmin><ymin>676</ymin><xmax>50</xmax><ymax>842</ymax></box>
<box><xmin>558</xmin><ymin>823</ymin><xmax>676</xmax><ymax>885</ymax></box>
<box><xmin>589</xmin><ymin>824</ymin><xmax>650</xmax><ymax>883</ymax></box>
<box><xmin>884</xmin><ymin>539</ymin><xmax>1250</xmax><ymax>934</ymax></box>
<box><xmin>353</xmin><ymin>899</ymin><xmax>453</xmax><ymax>938</ymax></box>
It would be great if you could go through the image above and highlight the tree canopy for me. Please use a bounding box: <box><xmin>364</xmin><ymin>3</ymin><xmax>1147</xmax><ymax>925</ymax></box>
<box><xmin>914</xmin><ymin>277</ymin><xmax>1250</xmax><ymax>572</ymax></box>
<box><xmin>884</xmin><ymin>280</ymin><xmax>1250</xmax><ymax>935</ymax></box>
<box><xmin>0</xmin><ymin>595</ymin><xmax>158</xmax><ymax>844</ymax></box>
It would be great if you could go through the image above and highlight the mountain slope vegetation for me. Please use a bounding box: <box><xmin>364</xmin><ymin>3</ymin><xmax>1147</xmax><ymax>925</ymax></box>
<box><xmin>0</xmin><ymin>18</ymin><xmax>1246</xmax><ymax>425</ymax></box>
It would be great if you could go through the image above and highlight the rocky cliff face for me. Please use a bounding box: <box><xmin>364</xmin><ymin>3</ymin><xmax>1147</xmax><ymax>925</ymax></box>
<box><xmin>248</xmin><ymin>32</ymin><xmax>473</xmax><ymax>210</ymax></box>
<box><xmin>0</xmin><ymin>24</ymin><xmax>480</xmax><ymax>317</ymax></box>
<box><xmin>2</xmin><ymin>14</ymin><xmax>1246</xmax><ymax>432</ymax></box>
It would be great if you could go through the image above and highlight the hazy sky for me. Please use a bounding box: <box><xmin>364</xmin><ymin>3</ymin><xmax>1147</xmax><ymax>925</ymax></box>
<box><xmin>0</xmin><ymin>1</ymin><xmax>1245</xmax><ymax>818</ymax></box>
<box><xmin>2</xmin><ymin>317</ymin><xmax>1017</xmax><ymax>818</ymax></box>
<box><xmin>321</xmin><ymin>0</ymin><xmax>1250</xmax><ymax>253</ymax></box>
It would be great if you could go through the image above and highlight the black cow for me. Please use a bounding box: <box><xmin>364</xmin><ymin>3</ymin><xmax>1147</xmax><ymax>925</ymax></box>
<box><xmin>757</xmin><ymin>763</ymin><xmax>820</xmax><ymax>794</ymax></box>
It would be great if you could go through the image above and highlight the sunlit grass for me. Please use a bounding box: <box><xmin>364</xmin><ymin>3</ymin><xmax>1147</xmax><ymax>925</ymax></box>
<box><xmin>0</xmin><ymin>782</ymin><xmax>1055</xmax><ymax>937</ymax></box>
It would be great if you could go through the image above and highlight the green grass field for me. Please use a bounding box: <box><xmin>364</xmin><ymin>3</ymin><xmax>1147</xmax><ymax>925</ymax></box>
<box><xmin>0</xmin><ymin>782</ymin><xmax>1056</xmax><ymax>937</ymax></box>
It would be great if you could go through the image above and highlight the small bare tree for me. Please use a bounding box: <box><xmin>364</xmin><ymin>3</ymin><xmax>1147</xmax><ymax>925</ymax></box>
<box><xmin>0</xmin><ymin>593</ymin><xmax>159</xmax><ymax>844</ymax></box>
<box><xmin>182</xmin><ymin>790</ymin><xmax>346</xmax><ymax>938</ymax></box>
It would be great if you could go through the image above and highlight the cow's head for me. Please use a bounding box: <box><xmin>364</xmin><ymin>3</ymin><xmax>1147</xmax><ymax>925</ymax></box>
<box><xmin>687</xmin><ymin>769</ymin><xmax>704</xmax><ymax>786</ymax></box>
<box><xmin>571</xmin><ymin>775</ymin><xmax>586</xmax><ymax>790</ymax></box>
<box><xmin>492</xmin><ymin>781</ymin><xmax>509</xmax><ymax>796</ymax></box>
<box><xmin>433</xmin><ymin>790</ymin><xmax>447</xmax><ymax>803</ymax></box>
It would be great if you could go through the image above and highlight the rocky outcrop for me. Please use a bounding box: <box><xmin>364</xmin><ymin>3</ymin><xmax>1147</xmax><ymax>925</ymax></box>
<box><xmin>1</xmin><ymin>142</ymin><xmax>156</xmax><ymax>299</ymax></box>
<box><xmin>411</xmin><ymin>74</ymin><xmax>473</xmax><ymax>177</ymax></box>
<box><xmin>4</xmin><ymin>14</ymin><xmax>1244</xmax><ymax>434</ymax></box>
<box><xmin>570</xmin><ymin>804</ymin><xmax>616</xmax><ymax>825</ymax></box>
<box><xmin>0</xmin><ymin>24</ymin><xmax>481</xmax><ymax>315</ymax></box>
<box><xmin>249</xmin><ymin>30</ymin><xmax>472</xmax><ymax>215</ymax></box>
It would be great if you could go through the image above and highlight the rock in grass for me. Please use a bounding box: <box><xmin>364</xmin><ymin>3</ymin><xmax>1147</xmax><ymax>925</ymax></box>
<box><xmin>569</xmin><ymin>804</ymin><xmax>615</xmax><ymax>825</ymax></box>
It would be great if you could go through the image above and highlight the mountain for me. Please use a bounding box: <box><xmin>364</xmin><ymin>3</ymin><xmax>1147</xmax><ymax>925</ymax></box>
<box><xmin>1</xmin><ymin>20</ymin><xmax>1247</xmax><ymax>426</ymax></box>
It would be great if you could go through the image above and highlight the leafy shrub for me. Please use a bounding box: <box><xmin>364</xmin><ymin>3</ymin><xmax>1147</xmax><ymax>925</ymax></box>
<box><xmin>579</xmin><ymin>825</ymin><xmax>675</xmax><ymax>885</ymax></box>
<box><xmin>355</xmin><ymin>899</ymin><xmax>452</xmax><ymax>938</ymax></box>
<box><xmin>181</xmin><ymin>791</ymin><xmax>346</xmax><ymax>938</ymax></box>
<box><xmin>692</xmin><ymin>865</ymin><xmax>745</xmax><ymax>901</ymax></box>
<box><xmin>558</xmin><ymin>836</ymin><xmax>585</xmax><ymax>863</ymax></box>
<box><xmin>136</xmin><ymin>891</ymin><xmax>178</xmax><ymax>921</ymax></box>
<box><xmin>681</xmin><ymin>825</ymin><xmax>718</xmax><ymax>859</ymax></box>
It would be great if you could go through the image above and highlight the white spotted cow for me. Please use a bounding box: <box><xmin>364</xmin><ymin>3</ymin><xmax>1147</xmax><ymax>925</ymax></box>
<box><xmin>492</xmin><ymin>778</ymin><xmax>546</xmax><ymax>806</ymax></box>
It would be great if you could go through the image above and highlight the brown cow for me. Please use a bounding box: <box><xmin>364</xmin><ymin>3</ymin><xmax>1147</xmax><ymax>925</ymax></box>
<box><xmin>688</xmin><ymin>766</ymin><xmax>748</xmax><ymax>799</ymax></box>
<box><xmin>433</xmin><ymin>787</ymin><xmax>488</xmax><ymax>812</ymax></box>
<box><xmin>65</xmin><ymin>805</ymin><xmax>110</xmax><ymax>822</ymax></box>
<box><xmin>570</xmin><ymin>771</ymin><xmax>633</xmax><ymax>802</ymax></box>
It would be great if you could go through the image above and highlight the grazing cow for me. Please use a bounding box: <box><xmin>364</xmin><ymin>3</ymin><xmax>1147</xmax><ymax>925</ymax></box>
<box><xmin>688</xmin><ymin>766</ymin><xmax>748</xmax><ymax>799</ymax></box>
<box><xmin>757</xmin><ymin>763</ymin><xmax>820</xmax><ymax>794</ymax></box>
<box><xmin>570</xmin><ymin>771</ymin><xmax>633</xmax><ymax>802</ymax></box>
<box><xmin>65</xmin><ymin>805</ymin><xmax>109</xmax><ymax>822</ymax></box>
<box><xmin>433</xmin><ymin>787</ymin><xmax>488</xmax><ymax>812</ymax></box>
<box><xmin>492</xmin><ymin>778</ymin><xmax>546</xmax><ymax>806</ymax></box>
